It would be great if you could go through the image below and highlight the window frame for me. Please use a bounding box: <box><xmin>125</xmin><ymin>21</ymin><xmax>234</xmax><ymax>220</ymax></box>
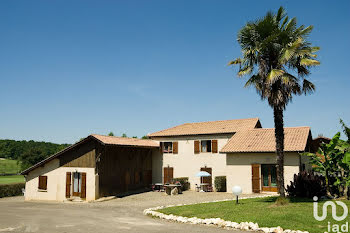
<box><xmin>163</xmin><ymin>142</ymin><xmax>173</xmax><ymax>153</ymax></box>
<box><xmin>200</xmin><ymin>140</ymin><xmax>212</xmax><ymax>153</ymax></box>
<box><xmin>38</xmin><ymin>175</ymin><xmax>48</xmax><ymax>191</ymax></box>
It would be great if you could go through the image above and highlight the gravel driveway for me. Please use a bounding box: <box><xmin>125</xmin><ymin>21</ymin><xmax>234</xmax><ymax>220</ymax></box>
<box><xmin>0</xmin><ymin>191</ymin><xmax>267</xmax><ymax>233</ymax></box>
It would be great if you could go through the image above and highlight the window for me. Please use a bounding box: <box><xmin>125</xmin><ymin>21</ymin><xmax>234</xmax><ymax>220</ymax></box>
<box><xmin>73</xmin><ymin>172</ymin><xmax>81</xmax><ymax>194</ymax></box>
<box><xmin>261</xmin><ymin>164</ymin><xmax>277</xmax><ymax>192</ymax></box>
<box><xmin>38</xmin><ymin>176</ymin><xmax>47</xmax><ymax>190</ymax></box>
<box><xmin>163</xmin><ymin>142</ymin><xmax>173</xmax><ymax>153</ymax></box>
<box><xmin>201</xmin><ymin>140</ymin><xmax>212</xmax><ymax>152</ymax></box>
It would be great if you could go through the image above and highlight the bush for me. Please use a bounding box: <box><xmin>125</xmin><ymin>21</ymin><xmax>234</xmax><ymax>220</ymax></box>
<box><xmin>275</xmin><ymin>197</ymin><xmax>290</xmax><ymax>206</ymax></box>
<box><xmin>286</xmin><ymin>171</ymin><xmax>326</xmax><ymax>198</ymax></box>
<box><xmin>0</xmin><ymin>183</ymin><xmax>25</xmax><ymax>198</ymax></box>
<box><xmin>173</xmin><ymin>177</ymin><xmax>190</xmax><ymax>191</ymax></box>
<box><xmin>214</xmin><ymin>176</ymin><xmax>226</xmax><ymax>192</ymax></box>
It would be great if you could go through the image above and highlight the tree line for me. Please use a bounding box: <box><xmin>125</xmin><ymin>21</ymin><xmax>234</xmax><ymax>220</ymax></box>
<box><xmin>0</xmin><ymin>139</ymin><xmax>70</xmax><ymax>171</ymax></box>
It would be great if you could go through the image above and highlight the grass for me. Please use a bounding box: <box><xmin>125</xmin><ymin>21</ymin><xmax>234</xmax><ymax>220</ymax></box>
<box><xmin>0</xmin><ymin>175</ymin><xmax>25</xmax><ymax>184</ymax></box>
<box><xmin>159</xmin><ymin>197</ymin><xmax>350</xmax><ymax>233</ymax></box>
<box><xmin>0</xmin><ymin>159</ymin><xmax>21</xmax><ymax>174</ymax></box>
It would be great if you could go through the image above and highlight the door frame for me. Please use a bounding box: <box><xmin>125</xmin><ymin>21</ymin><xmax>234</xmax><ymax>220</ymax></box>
<box><xmin>200</xmin><ymin>167</ymin><xmax>212</xmax><ymax>185</ymax></box>
<box><xmin>72</xmin><ymin>172</ymin><xmax>82</xmax><ymax>197</ymax></box>
<box><xmin>261</xmin><ymin>164</ymin><xmax>278</xmax><ymax>192</ymax></box>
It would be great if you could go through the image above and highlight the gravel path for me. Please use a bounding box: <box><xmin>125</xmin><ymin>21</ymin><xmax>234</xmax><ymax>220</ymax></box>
<box><xmin>0</xmin><ymin>191</ymin><xmax>271</xmax><ymax>233</ymax></box>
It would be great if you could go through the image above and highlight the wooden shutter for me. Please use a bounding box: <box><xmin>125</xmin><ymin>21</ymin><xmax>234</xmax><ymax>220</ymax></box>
<box><xmin>212</xmin><ymin>140</ymin><xmax>218</xmax><ymax>153</ymax></box>
<box><xmin>252</xmin><ymin>164</ymin><xmax>260</xmax><ymax>193</ymax></box>
<box><xmin>194</xmin><ymin>140</ymin><xmax>200</xmax><ymax>154</ymax></box>
<box><xmin>173</xmin><ymin>142</ymin><xmax>178</xmax><ymax>154</ymax></box>
<box><xmin>81</xmin><ymin>172</ymin><xmax>86</xmax><ymax>199</ymax></box>
<box><xmin>66</xmin><ymin>172</ymin><xmax>71</xmax><ymax>198</ymax></box>
<box><xmin>38</xmin><ymin>176</ymin><xmax>47</xmax><ymax>190</ymax></box>
<box><xmin>160</xmin><ymin>142</ymin><xmax>164</xmax><ymax>154</ymax></box>
<box><xmin>163</xmin><ymin>167</ymin><xmax>173</xmax><ymax>184</ymax></box>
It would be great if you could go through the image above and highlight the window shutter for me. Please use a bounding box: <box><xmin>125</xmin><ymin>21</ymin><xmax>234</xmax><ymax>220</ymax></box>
<box><xmin>252</xmin><ymin>164</ymin><xmax>260</xmax><ymax>193</ymax></box>
<box><xmin>212</xmin><ymin>140</ymin><xmax>218</xmax><ymax>153</ymax></box>
<box><xmin>173</xmin><ymin>142</ymin><xmax>178</xmax><ymax>154</ymax></box>
<box><xmin>159</xmin><ymin>142</ymin><xmax>163</xmax><ymax>154</ymax></box>
<box><xmin>194</xmin><ymin>140</ymin><xmax>200</xmax><ymax>154</ymax></box>
<box><xmin>66</xmin><ymin>172</ymin><xmax>71</xmax><ymax>198</ymax></box>
<box><xmin>43</xmin><ymin>176</ymin><xmax>47</xmax><ymax>190</ymax></box>
<box><xmin>38</xmin><ymin>176</ymin><xmax>47</xmax><ymax>190</ymax></box>
<box><xmin>163</xmin><ymin>167</ymin><xmax>168</xmax><ymax>184</ymax></box>
<box><xmin>81</xmin><ymin>172</ymin><xmax>86</xmax><ymax>199</ymax></box>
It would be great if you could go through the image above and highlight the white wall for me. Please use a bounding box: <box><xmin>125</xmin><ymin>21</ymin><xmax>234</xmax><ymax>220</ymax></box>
<box><xmin>226</xmin><ymin>152</ymin><xmax>300</xmax><ymax>194</ymax></box>
<box><xmin>25</xmin><ymin>159</ymin><xmax>97</xmax><ymax>202</ymax></box>
<box><xmin>152</xmin><ymin>135</ymin><xmax>233</xmax><ymax>190</ymax></box>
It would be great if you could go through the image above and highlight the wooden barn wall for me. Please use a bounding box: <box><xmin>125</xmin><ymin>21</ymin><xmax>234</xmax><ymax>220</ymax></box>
<box><xmin>98</xmin><ymin>146</ymin><xmax>152</xmax><ymax>197</ymax></box>
<box><xmin>59</xmin><ymin>140</ymin><xmax>98</xmax><ymax>168</ymax></box>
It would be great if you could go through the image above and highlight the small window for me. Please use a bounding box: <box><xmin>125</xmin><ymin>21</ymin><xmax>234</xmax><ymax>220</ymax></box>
<box><xmin>38</xmin><ymin>176</ymin><xmax>47</xmax><ymax>190</ymax></box>
<box><xmin>163</xmin><ymin>142</ymin><xmax>173</xmax><ymax>153</ymax></box>
<box><xmin>201</xmin><ymin>140</ymin><xmax>212</xmax><ymax>152</ymax></box>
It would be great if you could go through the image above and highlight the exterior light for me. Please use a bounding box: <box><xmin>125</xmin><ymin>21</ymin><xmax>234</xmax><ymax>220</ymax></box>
<box><xmin>232</xmin><ymin>185</ymin><xmax>242</xmax><ymax>204</ymax></box>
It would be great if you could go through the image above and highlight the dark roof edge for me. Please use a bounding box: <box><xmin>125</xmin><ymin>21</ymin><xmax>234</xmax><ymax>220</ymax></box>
<box><xmin>21</xmin><ymin>136</ymin><xmax>95</xmax><ymax>175</ymax></box>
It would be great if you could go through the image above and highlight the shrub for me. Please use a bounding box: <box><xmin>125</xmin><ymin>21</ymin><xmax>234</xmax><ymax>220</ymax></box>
<box><xmin>275</xmin><ymin>197</ymin><xmax>290</xmax><ymax>206</ymax></box>
<box><xmin>286</xmin><ymin>171</ymin><xmax>326</xmax><ymax>198</ymax></box>
<box><xmin>214</xmin><ymin>176</ymin><xmax>226</xmax><ymax>192</ymax></box>
<box><xmin>0</xmin><ymin>183</ymin><xmax>25</xmax><ymax>198</ymax></box>
<box><xmin>173</xmin><ymin>177</ymin><xmax>190</xmax><ymax>191</ymax></box>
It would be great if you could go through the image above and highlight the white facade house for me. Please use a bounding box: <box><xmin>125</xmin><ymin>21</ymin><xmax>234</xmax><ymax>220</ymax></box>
<box><xmin>22</xmin><ymin>117</ymin><xmax>313</xmax><ymax>202</ymax></box>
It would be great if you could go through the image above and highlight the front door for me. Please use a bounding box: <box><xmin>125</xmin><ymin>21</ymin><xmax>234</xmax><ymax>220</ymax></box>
<box><xmin>73</xmin><ymin>172</ymin><xmax>81</xmax><ymax>196</ymax></box>
<box><xmin>200</xmin><ymin>167</ymin><xmax>212</xmax><ymax>186</ymax></box>
<box><xmin>163</xmin><ymin>167</ymin><xmax>173</xmax><ymax>184</ymax></box>
<box><xmin>261</xmin><ymin>164</ymin><xmax>278</xmax><ymax>192</ymax></box>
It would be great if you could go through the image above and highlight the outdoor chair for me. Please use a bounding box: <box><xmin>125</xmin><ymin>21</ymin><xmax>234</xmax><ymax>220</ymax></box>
<box><xmin>207</xmin><ymin>185</ymin><xmax>213</xmax><ymax>192</ymax></box>
<box><xmin>195</xmin><ymin>184</ymin><xmax>200</xmax><ymax>192</ymax></box>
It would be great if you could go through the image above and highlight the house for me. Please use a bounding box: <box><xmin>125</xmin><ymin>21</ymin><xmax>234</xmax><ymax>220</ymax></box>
<box><xmin>22</xmin><ymin>135</ymin><xmax>159</xmax><ymax>201</ymax></box>
<box><xmin>22</xmin><ymin>117</ymin><xmax>314</xmax><ymax>202</ymax></box>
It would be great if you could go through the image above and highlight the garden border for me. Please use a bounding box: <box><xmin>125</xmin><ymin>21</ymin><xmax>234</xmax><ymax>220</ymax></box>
<box><xmin>143</xmin><ymin>195</ymin><xmax>309</xmax><ymax>233</ymax></box>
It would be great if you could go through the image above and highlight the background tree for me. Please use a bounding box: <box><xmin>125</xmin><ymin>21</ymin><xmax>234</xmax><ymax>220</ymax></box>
<box><xmin>229</xmin><ymin>7</ymin><xmax>320</xmax><ymax>196</ymax></box>
<box><xmin>108</xmin><ymin>132</ymin><xmax>114</xmax><ymax>136</ymax></box>
<box><xmin>340</xmin><ymin>119</ymin><xmax>350</xmax><ymax>143</ymax></box>
<box><xmin>18</xmin><ymin>148</ymin><xmax>47</xmax><ymax>171</ymax></box>
<box><xmin>121</xmin><ymin>133</ymin><xmax>127</xmax><ymax>138</ymax></box>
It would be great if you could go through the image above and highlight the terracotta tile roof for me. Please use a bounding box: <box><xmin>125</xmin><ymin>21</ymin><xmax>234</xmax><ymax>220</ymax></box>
<box><xmin>148</xmin><ymin>118</ymin><xmax>261</xmax><ymax>137</ymax></box>
<box><xmin>91</xmin><ymin>134</ymin><xmax>159</xmax><ymax>148</ymax></box>
<box><xmin>220</xmin><ymin>127</ymin><xmax>311</xmax><ymax>153</ymax></box>
<box><xmin>21</xmin><ymin>135</ymin><xmax>159</xmax><ymax>175</ymax></box>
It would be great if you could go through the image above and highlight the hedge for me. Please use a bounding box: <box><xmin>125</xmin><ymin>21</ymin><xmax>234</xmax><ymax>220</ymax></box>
<box><xmin>173</xmin><ymin>177</ymin><xmax>190</xmax><ymax>191</ymax></box>
<box><xmin>214</xmin><ymin>176</ymin><xmax>226</xmax><ymax>192</ymax></box>
<box><xmin>0</xmin><ymin>183</ymin><xmax>25</xmax><ymax>198</ymax></box>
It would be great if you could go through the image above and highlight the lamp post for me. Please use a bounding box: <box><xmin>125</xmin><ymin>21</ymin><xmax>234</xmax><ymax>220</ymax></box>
<box><xmin>232</xmin><ymin>186</ymin><xmax>242</xmax><ymax>204</ymax></box>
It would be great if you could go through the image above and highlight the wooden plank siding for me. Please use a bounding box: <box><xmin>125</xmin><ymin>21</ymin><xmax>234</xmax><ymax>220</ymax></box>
<box><xmin>59</xmin><ymin>140</ymin><xmax>97</xmax><ymax>168</ymax></box>
<box><xmin>98</xmin><ymin>146</ymin><xmax>153</xmax><ymax>197</ymax></box>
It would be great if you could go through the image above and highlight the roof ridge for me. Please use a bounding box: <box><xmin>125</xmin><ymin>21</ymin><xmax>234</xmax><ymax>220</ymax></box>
<box><xmin>91</xmin><ymin>134</ymin><xmax>153</xmax><ymax>141</ymax></box>
<box><xmin>243</xmin><ymin>126</ymin><xmax>310</xmax><ymax>130</ymax></box>
<box><xmin>185</xmin><ymin>117</ymin><xmax>259</xmax><ymax>124</ymax></box>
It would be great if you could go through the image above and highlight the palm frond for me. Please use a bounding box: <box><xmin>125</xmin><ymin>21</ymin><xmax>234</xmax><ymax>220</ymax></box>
<box><xmin>300</xmin><ymin>58</ymin><xmax>320</xmax><ymax>66</ymax></box>
<box><xmin>302</xmin><ymin>79</ymin><xmax>316</xmax><ymax>94</ymax></box>
<box><xmin>238</xmin><ymin>65</ymin><xmax>253</xmax><ymax>77</ymax></box>
<box><xmin>228</xmin><ymin>58</ymin><xmax>242</xmax><ymax>66</ymax></box>
<box><xmin>276</xmin><ymin>6</ymin><xmax>286</xmax><ymax>23</ymax></box>
<box><xmin>299</xmin><ymin>25</ymin><xmax>314</xmax><ymax>37</ymax></box>
<box><xmin>267</xmin><ymin>69</ymin><xmax>284</xmax><ymax>83</ymax></box>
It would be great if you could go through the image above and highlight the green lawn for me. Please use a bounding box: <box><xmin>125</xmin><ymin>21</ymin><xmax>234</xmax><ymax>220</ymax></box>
<box><xmin>0</xmin><ymin>175</ymin><xmax>25</xmax><ymax>184</ymax></box>
<box><xmin>0</xmin><ymin>159</ymin><xmax>21</xmax><ymax>174</ymax></box>
<box><xmin>159</xmin><ymin>197</ymin><xmax>350</xmax><ymax>233</ymax></box>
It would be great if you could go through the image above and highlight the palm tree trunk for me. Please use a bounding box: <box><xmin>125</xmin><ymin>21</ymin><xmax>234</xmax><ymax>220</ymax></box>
<box><xmin>274</xmin><ymin>106</ymin><xmax>285</xmax><ymax>197</ymax></box>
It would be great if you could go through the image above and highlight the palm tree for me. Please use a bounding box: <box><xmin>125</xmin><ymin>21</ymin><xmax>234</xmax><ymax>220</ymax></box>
<box><xmin>229</xmin><ymin>7</ymin><xmax>320</xmax><ymax>197</ymax></box>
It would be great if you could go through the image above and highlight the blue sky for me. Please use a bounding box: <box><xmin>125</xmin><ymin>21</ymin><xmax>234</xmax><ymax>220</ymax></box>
<box><xmin>0</xmin><ymin>0</ymin><xmax>349</xmax><ymax>144</ymax></box>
